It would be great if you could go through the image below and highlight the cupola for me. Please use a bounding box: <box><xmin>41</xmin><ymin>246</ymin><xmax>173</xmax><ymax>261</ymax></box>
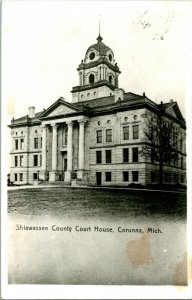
<box><xmin>71</xmin><ymin>35</ymin><xmax>121</xmax><ymax>103</ymax></box>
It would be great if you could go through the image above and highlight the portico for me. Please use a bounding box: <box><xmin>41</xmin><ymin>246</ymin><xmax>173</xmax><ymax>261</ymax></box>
<box><xmin>39</xmin><ymin>114</ymin><xmax>89</xmax><ymax>183</ymax></box>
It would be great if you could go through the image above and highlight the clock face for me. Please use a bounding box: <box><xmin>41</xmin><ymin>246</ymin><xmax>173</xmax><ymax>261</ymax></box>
<box><xmin>89</xmin><ymin>52</ymin><xmax>95</xmax><ymax>60</ymax></box>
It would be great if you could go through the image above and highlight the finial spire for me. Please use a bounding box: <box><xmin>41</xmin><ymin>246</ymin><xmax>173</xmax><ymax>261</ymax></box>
<box><xmin>97</xmin><ymin>14</ymin><xmax>103</xmax><ymax>43</ymax></box>
<box><xmin>99</xmin><ymin>14</ymin><xmax>101</xmax><ymax>36</ymax></box>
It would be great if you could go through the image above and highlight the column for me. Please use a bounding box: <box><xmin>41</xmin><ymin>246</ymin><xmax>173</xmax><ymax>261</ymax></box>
<box><xmin>49</xmin><ymin>124</ymin><xmax>59</xmax><ymax>181</ymax></box>
<box><xmin>79</xmin><ymin>72</ymin><xmax>82</xmax><ymax>86</ymax></box>
<box><xmin>67</xmin><ymin>121</ymin><xmax>73</xmax><ymax>171</ymax></box>
<box><xmin>41</xmin><ymin>124</ymin><xmax>47</xmax><ymax>171</ymax></box>
<box><xmin>51</xmin><ymin>124</ymin><xmax>58</xmax><ymax>170</ymax></box>
<box><xmin>78</xmin><ymin>120</ymin><xmax>85</xmax><ymax>170</ymax></box>
<box><xmin>39</xmin><ymin>124</ymin><xmax>48</xmax><ymax>181</ymax></box>
<box><xmin>65</xmin><ymin>121</ymin><xmax>73</xmax><ymax>182</ymax></box>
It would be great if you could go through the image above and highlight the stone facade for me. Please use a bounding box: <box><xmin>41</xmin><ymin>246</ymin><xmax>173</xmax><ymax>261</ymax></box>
<box><xmin>8</xmin><ymin>35</ymin><xmax>186</xmax><ymax>186</ymax></box>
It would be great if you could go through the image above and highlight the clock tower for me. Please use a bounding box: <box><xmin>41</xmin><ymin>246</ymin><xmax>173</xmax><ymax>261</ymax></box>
<box><xmin>71</xmin><ymin>35</ymin><xmax>121</xmax><ymax>103</ymax></box>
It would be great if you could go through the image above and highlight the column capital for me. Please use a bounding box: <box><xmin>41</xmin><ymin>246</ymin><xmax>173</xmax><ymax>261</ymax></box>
<box><xmin>66</xmin><ymin>120</ymin><xmax>73</xmax><ymax>126</ymax></box>
<box><xmin>51</xmin><ymin>123</ymin><xmax>58</xmax><ymax>128</ymax></box>
<box><xmin>78</xmin><ymin>119</ymin><xmax>88</xmax><ymax>125</ymax></box>
<box><xmin>40</xmin><ymin>124</ymin><xmax>47</xmax><ymax>129</ymax></box>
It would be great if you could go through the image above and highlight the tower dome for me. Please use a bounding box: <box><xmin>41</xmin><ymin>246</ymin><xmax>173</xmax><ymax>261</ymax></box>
<box><xmin>71</xmin><ymin>35</ymin><xmax>121</xmax><ymax>103</ymax></box>
<box><xmin>84</xmin><ymin>35</ymin><xmax>115</xmax><ymax>64</ymax></box>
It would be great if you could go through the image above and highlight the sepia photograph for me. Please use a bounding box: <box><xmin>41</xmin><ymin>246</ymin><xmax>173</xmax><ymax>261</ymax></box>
<box><xmin>1</xmin><ymin>0</ymin><xmax>192</xmax><ymax>299</ymax></box>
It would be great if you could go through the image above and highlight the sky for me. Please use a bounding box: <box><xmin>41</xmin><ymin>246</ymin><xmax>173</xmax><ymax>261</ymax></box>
<box><xmin>2</xmin><ymin>0</ymin><xmax>191</xmax><ymax>122</ymax></box>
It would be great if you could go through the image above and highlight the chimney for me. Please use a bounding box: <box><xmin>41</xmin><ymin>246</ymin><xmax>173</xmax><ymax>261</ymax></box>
<box><xmin>143</xmin><ymin>92</ymin><xmax>145</xmax><ymax>97</ymax></box>
<box><xmin>114</xmin><ymin>88</ymin><xmax>124</xmax><ymax>103</ymax></box>
<box><xmin>28</xmin><ymin>106</ymin><xmax>35</xmax><ymax>118</ymax></box>
<box><xmin>170</xmin><ymin>99</ymin><xmax>173</xmax><ymax>103</ymax></box>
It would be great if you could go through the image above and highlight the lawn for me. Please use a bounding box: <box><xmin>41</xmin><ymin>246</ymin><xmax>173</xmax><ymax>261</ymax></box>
<box><xmin>8</xmin><ymin>187</ymin><xmax>186</xmax><ymax>221</ymax></box>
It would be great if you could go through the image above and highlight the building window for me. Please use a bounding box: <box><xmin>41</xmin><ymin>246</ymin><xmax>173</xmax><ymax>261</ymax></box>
<box><xmin>15</xmin><ymin>139</ymin><xmax>18</xmax><ymax>150</ymax></box>
<box><xmin>151</xmin><ymin>148</ymin><xmax>155</xmax><ymax>163</ymax></box>
<box><xmin>174</xmin><ymin>174</ymin><xmax>179</xmax><ymax>183</ymax></box>
<box><xmin>181</xmin><ymin>175</ymin><xmax>184</xmax><ymax>183</ymax></box>
<box><xmin>123</xmin><ymin>171</ymin><xmax>129</xmax><ymax>182</ymax></box>
<box><xmin>133</xmin><ymin>125</ymin><xmax>139</xmax><ymax>139</ymax></box>
<box><xmin>123</xmin><ymin>126</ymin><xmax>129</xmax><ymax>140</ymax></box>
<box><xmin>19</xmin><ymin>173</ymin><xmax>23</xmax><ymax>182</ymax></box>
<box><xmin>151</xmin><ymin>172</ymin><xmax>156</xmax><ymax>183</ymax></box>
<box><xmin>123</xmin><ymin>148</ymin><xmax>129</xmax><ymax>163</ymax></box>
<box><xmin>33</xmin><ymin>173</ymin><xmax>38</xmax><ymax>180</ymax></box>
<box><xmin>40</xmin><ymin>155</ymin><xmax>42</xmax><ymax>166</ymax></box>
<box><xmin>20</xmin><ymin>138</ymin><xmax>24</xmax><ymax>149</ymax></box>
<box><xmin>96</xmin><ymin>130</ymin><xmax>102</xmax><ymax>143</ymax></box>
<box><xmin>105</xmin><ymin>172</ymin><xmax>111</xmax><ymax>182</ymax></box>
<box><xmin>132</xmin><ymin>171</ymin><xmax>138</xmax><ymax>182</ymax></box>
<box><xmin>181</xmin><ymin>157</ymin><xmax>183</xmax><ymax>168</ymax></box>
<box><xmin>132</xmin><ymin>148</ymin><xmax>138</xmax><ymax>162</ymax></box>
<box><xmin>174</xmin><ymin>156</ymin><xmax>178</xmax><ymax>167</ymax></box>
<box><xmin>34</xmin><ymin>137</ymin><xmax>38</xmax><ymax>149</ymax></box>
<box><xmin>14</xmin><ymin>173</ymin><xmax>17</xmax><ymax>181</ymax></box>
<box><xmin>62</xmin><ymin>127</ymin><xmax>68</xmax><ymax>146</ymax></box>
<box><xmin>106</xmin><ymin>129</ymin><xmax>112</xmax><ymax>142</ymax></box>
<box><xmin>180</xmin><ymin>139</ymin><xmax>183</xmax><ymax>151</ymax></box>
<box><xmin>105</xmin><ymin>150</ymin><xmax>111</xmax><ymax>163</ymax></box>
<box><xmin>20</xmin><ymin>155</ymin><xmax>23</xmax><ymax>167</ymax></box>
<box><xmin>40</xmin><ymin>137</ymin><xmax>42</xmax><ymax>148</ymax></box>
<box><xmin>33</xmin><ymin>155</ymin><xmax>38</xmax><ymax>166</ymax></box>
<box><xmin>96</xmin><ymin>151</ymin><xmax>102</xmax><ymax>164</ymax></box>
<box><xmin>165</xmin><ymin>173</ymin><xmax>171</xmax><ymax>183</ymax></box>
<box><xmin>14</xmin><ymin>156</ymin><xmax>18</xmax><ymax>167</ymax></box>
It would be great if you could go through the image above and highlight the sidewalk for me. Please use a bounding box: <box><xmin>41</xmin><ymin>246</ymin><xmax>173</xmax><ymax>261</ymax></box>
<box><xmin>7</xmin><ymin>184</ymin><xmax>186</xmax><ymax>193</ymax></box>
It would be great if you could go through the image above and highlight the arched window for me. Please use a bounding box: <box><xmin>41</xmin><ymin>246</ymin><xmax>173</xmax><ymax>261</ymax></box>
<box><xmin>89</xmin><ymin>74</ymin><xmax>95</xmax><ymax>84</ymax></box>
<box><xmin>109</xmin><ymin>75</ymin><xmax>112</xmax><ymax>84</ymax></box>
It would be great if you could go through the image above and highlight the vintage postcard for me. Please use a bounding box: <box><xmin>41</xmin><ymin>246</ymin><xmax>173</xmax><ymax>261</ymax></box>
<box><xmin>1</xmin><ymin>0</ymin><xmax>192</xmax><ymax>299</ymax></box>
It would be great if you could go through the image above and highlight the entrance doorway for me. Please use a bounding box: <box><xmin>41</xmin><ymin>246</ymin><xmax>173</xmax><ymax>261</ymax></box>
<box><xmin>61</xmin><ymin>152</ymin><xmax>67</xmax><ymax>181</ymax></box>
<box><xmin>64</xmin><ymin>158</ymin><xmax>67</xmax><ymax>171</ymax></box>
<box><xmin>96</xmin><ymin>172</ymin><xmax>102</xmax><ymax>186</ymax></box>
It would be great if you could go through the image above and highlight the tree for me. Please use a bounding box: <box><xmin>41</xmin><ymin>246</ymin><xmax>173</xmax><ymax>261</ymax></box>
<box><xmin>141</xmin><ymin>105</ymin><xmax>178</xmax><ymax>185</ymax></box>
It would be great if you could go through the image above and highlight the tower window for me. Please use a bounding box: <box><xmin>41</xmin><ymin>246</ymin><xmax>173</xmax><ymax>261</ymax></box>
<box><xmin>89</xmin><ymin>74</ymin><xmax>95</xmax><ymax>84</ymax></box>
<box><xmin>109</xmin><ymin>54</ymin><xmax>112</xmax><ymax>61</ymax></box>
<box><xmin>89</xmin><ymin>52</ymin><xmax>95</xmax><ymax>60</ymax></box>
<box><xmin>109</xmin><ymin>75</ymin><xmax>112</xmax><ymax>84</ymax></box>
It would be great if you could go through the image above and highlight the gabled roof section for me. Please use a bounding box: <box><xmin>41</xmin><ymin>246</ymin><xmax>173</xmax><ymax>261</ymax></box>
<box><xmin>162</xmin><ymin>101</ymin><xmax>185</xmax><ymax>122</ymax></box>
<box><xmin>39</xmin><ymin>97</ymin><xmax>83</xmax><ymax>119</ymax></box>
<box><xmin>9</xmin><ymin>111</ymin><xmax>44</xmax><ymax>128</ymax></box>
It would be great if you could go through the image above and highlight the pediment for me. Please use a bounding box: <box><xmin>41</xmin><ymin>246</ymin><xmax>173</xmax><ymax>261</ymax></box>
<box><xmin>39</xmin><ymin>98</ymin><xmax>81</xmax><ymax>119</ymax></box>
<box><xmin>166</xmin><ymin>107</ymin><xmax>177</xmax><ymax>118</ymax></box>
<box><xmin>165</xmin><ymin>103</ymin><xmax>184</xmax><ymax>121</ymax></box>
<box><xmin>48</xmin><ymin>104</ymin><xmax>75</xmax><ymax>117</ymax></box>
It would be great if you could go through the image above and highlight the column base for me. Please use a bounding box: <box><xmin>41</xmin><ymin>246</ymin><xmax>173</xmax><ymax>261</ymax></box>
<box><xmin>77</xmin><ymin>170</ymin><xmax>89</xmax><ymax>182</ymax></box>
<box><xmin>49</xmin><ymin>171</ymin><xmax>60</xmax><ymax>182</ymax></box>
<box><xmin>64</xmin><ymin>171</ymin><xmax>71</xmax><ymax>182</ymax></box>
<box><xmin>39</xmin><ymin>171</ymin><xmax>49</xmax><ymax>181</ymax></box>
<box><xmin>77</xmin><ymin>170</ymin><xmax>83</xmax><ymax>180</ymax></box>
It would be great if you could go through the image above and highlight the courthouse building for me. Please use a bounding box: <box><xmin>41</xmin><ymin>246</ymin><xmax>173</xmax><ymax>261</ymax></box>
<box><xmin>8</xmin><ymin>34</ymin><xmax>186</xmax><ymax>186</ymax></box>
